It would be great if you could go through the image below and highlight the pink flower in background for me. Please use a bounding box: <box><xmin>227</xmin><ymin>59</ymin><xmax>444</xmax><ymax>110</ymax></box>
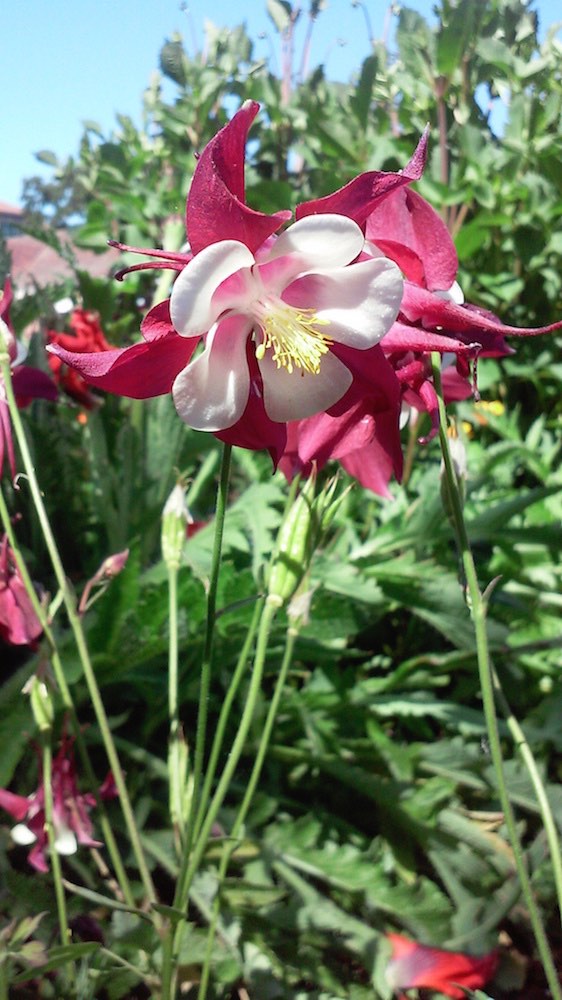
<box><xmin>0</xmin><ymin>533</ymin><xmax>43</xmax><ymax>647</ymax></box>
<box><xmin>0</xmin><ymin>733</ymin><xmax>117</xmax><ymax>873</ymax></box>
<box><xmin>385</xmin><ymin>932</ymin><xmax>499</xmax><ymax>999</ymax></box>
<box><xmin>0</xmin><ymin>279</ymin><xmax>57</xmax><ymax>478</ymax></box>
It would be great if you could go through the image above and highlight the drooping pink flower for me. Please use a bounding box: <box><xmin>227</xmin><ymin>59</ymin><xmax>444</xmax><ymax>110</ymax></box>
<box><xmin>335</xmin><ymin>180</ymin><xmax>562</xmax><ymax>431</ymax></box>
<box><xmin>0</xmin><ymin>279</ymin><xmax>57</xmax><ymax>478</ymax></box>
<box><xmin>385</xmin><ymin>932</ymin><xmax>499</xmax><ymax>999</ymax></box>
<box><xmin>282</xmin><ymin>150</ymin><xmax>562</xmax><ymax>490</ymax></box>
<box><xmin>47</xmin><ymin>102</ymin><xmax>404</xmax><ymax>461</ymax></box>
<box><xmin>0</xmin><ymin>533</ymin><xmax>43</xmax><ymax>647</ymax></box>
<box><xmin>46</xmin><ymin>309</ymin><xmax>114</xmax><ymax>409</ymax></box>
<box><xmin>0</xmin><ymin>733</ymin><xmax>117</xmax><ymax>873</ymax></box>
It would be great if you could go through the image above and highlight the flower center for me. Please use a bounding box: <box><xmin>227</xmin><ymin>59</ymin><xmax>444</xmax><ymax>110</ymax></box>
<box><xmin>253</xmin><ymin>298</ymin><xmax>332</xmax><ymax>375</ymax></box>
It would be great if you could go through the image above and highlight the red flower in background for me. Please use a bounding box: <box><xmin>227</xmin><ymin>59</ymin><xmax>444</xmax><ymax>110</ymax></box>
<box><xmin>0</xmin><ymin>278</ymin><xmax>57</xmax><ymax>478</ymax></box>
<box><xmin>0</xmin><ymin>533</ymin><xmax>43</xmax><ymax>647</ymax></box>
<box><xmin>47</xmin><ymin>309</ymin><xmax>113</xmax><ymax>408</ymax></box>
<box><xmin>385</xmin><ymin>932</ymin><xmax>499</xmax><ymax>999</ymax></box>
<box><xmin>0</xmin><ymin>732</ymin><xmax>117</xmax><ymax>873</ymax></box>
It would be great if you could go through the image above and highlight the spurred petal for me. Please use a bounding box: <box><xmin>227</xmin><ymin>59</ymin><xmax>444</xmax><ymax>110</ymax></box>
<box><xmin>266</xmin><ymin>214</ymin><xmax>365</xmax><ymax>269</ymax></box>
<box><xmin>172</xmin><ymin>315</ymin><xmax>252</xmax><ymax>430</ymax></box>
<box><xmin>186</xmin><ymin>100</ymin><xmax>291</xmax><ymax>255</ymax></box>
<box><xmin>141</xmin><ymin>299</ymin><xmax>177</xmax><ymax>341</ymax></box>
<box><xmin>0</xmin><ymin>789</ymin><xmax>31</xmax><ymax>821</ymax></box>
<box><xmin>259</xmin><ymin>348</ymin><xmax>352</xmax><ymax>422</ymax></box>
<box><xmin>366</xmin><ymin>188</ymin><xmax>458</xmax><ymax>291</ymax></box>
<box><xmin>401</xmin><ymin>282</ymin><xmax>562</xmax><ymax>345</ymax></box>
<box><xmin>296</xmin><ymin>129</ymin><xmax>429</xmax><ymax>227</ymax></box>
<box><xmin>170</xmin><ymin>241</ymin><xmax>254</xmax><ymax>336</ymax></box>
<box><xmin>381</xmin><ymin>321</ymin><xmax>479</xmax><ymax>357</ymax></box>
<box><xmin>12</xmin><ymin>366</ymin><xmax>58</xmax><ymax>406</ymax></box>
<box><xmin>284</xmin><ymin>258</ymin><xmax>403</xmax><ymax>349</ymax></box>
<box><xmin>47</xmin><ymin>334</ymin><xmax>197</xmax><ymax>399</ymax></box>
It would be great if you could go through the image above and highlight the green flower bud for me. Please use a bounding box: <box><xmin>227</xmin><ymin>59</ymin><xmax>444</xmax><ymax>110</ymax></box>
<box><xmin>162</xmin><ymin>481</ymin><xmax>190</xmax><ymax>571</ymax></box>
<box><xmin>267</xmin><ymin>474</ymin><xmax>316</xmax><ymax>607</ymax></box>
<box><xmin>26</xmin><ymin>677</ymin><xmax>54</xmax><ymax>733</ymax></box>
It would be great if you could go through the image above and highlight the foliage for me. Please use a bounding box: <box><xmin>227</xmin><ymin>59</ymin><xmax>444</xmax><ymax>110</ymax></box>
<box><xmin>2</xmin><ymin>1</ymin><xmax>562</xmax><ymax>998</ymax></box>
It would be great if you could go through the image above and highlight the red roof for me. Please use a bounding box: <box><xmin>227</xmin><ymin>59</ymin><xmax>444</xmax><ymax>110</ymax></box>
<box><xmin>7</xmin><ymin>231</ymin><xmax>120</xmax><ymax>293</ymax></box>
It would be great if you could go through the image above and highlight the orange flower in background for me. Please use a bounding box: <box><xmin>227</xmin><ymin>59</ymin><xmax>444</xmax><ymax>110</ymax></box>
<box><xmin>47</xmin><ymin>309</ymin><xmax>113</xmax><ymax>409</ymax></box>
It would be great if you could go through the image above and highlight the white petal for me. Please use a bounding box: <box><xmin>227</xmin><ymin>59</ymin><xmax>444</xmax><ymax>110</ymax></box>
<box><xmin>435</xmin><ymin>279</ymin><xmax>465</xmax><ymax>304</ymax></box>
<box><xmin>284</xmin><ymin>257</ymin><xmax>403</xmax><ymax>349</ymax></box>
<box><xmin>54</xmin><ymin>824</ymin><xmax>78</xmax><ymax>856</ymax></box>
<box><xmin>172</xmin><ymin>316</ymin><xmax>251</xmax><ymax>431</ymax></box>
<box><xmin>266</xmin><ymin>214</ymin><xmax>365</xmax><ymax>269</ymax></box>
<box><xmin>259</xmin><ymin>350</ymin><xmax>352</xmax><ymax>422</ymax></box>
<box><xmin>170</xmin><ymin>241</ymin><xmax>255</xmax><ymax>337</ymax></box>
<box><xmin>11</xmin><ymin>823</ymin><xmax>37</xmax><ymax>846</ymax></box>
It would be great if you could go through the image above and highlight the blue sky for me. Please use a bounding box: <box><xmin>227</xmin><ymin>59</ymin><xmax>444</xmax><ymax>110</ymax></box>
<box><xmin>2</xmin><ymin>0</ymin><xmax>560</xmax><ymax>208</ymax></box>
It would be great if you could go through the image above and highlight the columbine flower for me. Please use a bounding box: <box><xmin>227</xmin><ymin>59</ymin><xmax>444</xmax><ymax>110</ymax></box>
<box><xmin>0</xmin><ymin>733</ymin><xmax>116</xmax><ymax>873</ymax></box>
<box><xmin>0</xmin><ymin>533</ymin><xmax>43</xmax><ymax>647</ymax></box>
<box><xmin>46</xmin><ymin>308</ymin><xmax>113</xmax><ymax>408</ymax></box>
<box><xmin>385</xmin><ymin>932</ymin><xmax>498</xmax><ymax>999</ymax></box>
<box><xmin>47</xmin><ymin>102</ymin><xmax>403</xmax><ymax>460</ymax></box>
<box><xmin>0</xmin><ymin>279</ymin><xmax>57</xmax><ymax>478</ymax></box>
<box><xmin>280</xmin><ymin>143</ymin><xmax>562</xmax><ymax>492</ymax></box>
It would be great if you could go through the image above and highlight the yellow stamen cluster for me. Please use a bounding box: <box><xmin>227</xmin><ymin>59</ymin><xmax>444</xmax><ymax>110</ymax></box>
<box><xmin>254</xmin><ymin>301</ymin><xmax>332</xmax><ymax>375</ymax></box>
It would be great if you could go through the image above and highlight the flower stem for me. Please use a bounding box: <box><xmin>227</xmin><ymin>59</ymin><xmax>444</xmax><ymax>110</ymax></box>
<box><xmin>188</xmin><ymin>442</ymin><xmax>232</xmax><ymax>846</ymax></box>
<box><xmin>1</xmin><ymin>358</ymin><xmax>157</xmax><ymax>912</ymax></box>
<box><xmin>0</xmin><ymin>484</ymin><xmax>135</xmax><ymax>909</ymax></box>
<box><xmin>431</xmin><ymin>352</ymin><xmax>561</xmax><ymax>1000</ymax></box>
<box><xmin>198</xmin><ymin>621</ymin><xmax>297</xmax><ymax>1000</ymax></box>
<box><xmin>160</xmin><ymin>442</ymin><xmax>232</xmax><ymax>999</ymax></box>
<box><xmin>491</xmin><ymin>669</ymin><xmax>562</xmax><ymax>926</ymax></box>
<box><xmin>167</xmin><ymin>563</ymin><xmax>184</xmax><ymax>846</ymax></box>
<box><xmin>193</xmin><ymin>595</ymin><xmax>264</xmax><ymax>845</ymax></box>
<box><xmin>161</xmin><ymin>597</ymin><xmax>278</xmax><ymax>1000</ymax></box>
<box><xmin>42</xmin><ymin>739</ymin><xmax>72</xmax><ymax>986</ymax></box>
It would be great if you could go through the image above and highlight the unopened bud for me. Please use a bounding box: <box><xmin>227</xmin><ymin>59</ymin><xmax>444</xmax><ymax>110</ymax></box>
<box><xmin>267</xmin><ymin>475</ymin><xmax>316</xmax><ymax>607</ymax></box>
<box><xmin>26</xmin><ymin>677</ymin><xmax>54</xmax><ymax>733</ymax></box>
<box><xmin>440</xmin><ymin>426</ymin><xmax>467</xmax><ymax>519</ymax></box>
<box><xmin>162</xmin><ymin>482</ymin><xmax>190</xmax><ymax>570</ymax></box>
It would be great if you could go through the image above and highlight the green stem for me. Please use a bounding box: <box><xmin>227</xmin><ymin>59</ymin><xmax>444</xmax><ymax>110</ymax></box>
<box><xmin>188</xmin><ymin>442</ymin><xmax>232</xmax><ymax>844</ymax></box>
<box><xmin>160</xmin><ymin>442</ymin><xmax>232</xmax><ymax>999</ymax></box>
<box><xmin>193</xmin><ymin>595</ymin><xmax>264</xmax><ymax>845</ymax></box>
<box><xmin>0</xmin><ymin>485</ymin><xmax>134</xmax><ymax>909</ymax></box>
<box><xmin>431</xmin><ymin>353</ymin><xmax>561</xmax><ymax>1000</ymax></box>
<box><xmin>161</xmin><ymin>597</ymin><xmax>278</xmax><ymax>1000</ymax></box>
<box><xmin>167</xmin><ymin>564</ymin><xmax>184</xmax><ymax>845</ymax></box>
<box><xmin>0</xmin><ymin>961</ymin><xmax>8</xmax><ymax>1000</ymax></box>
<box><xmin>492</xmin><ymin>670</ymin><xmax>562</xmax><ymax>925</ymax></box>
<box><xmin>199</xmin><ymin>622</ymin><xmax>297</xmax><ymax>1000</ymax></box>
<box><xmin>42</xmin><ymin>740</ymin><xmax>72</xmax><ymax>982</ymax></box>
<box><xmin>1</xmin><ymin>358</ymin><xmax>157</xmax><ymax>911</ymax></box>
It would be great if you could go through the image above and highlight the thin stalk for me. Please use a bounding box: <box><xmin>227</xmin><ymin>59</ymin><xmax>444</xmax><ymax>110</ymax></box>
<box><xmin>184</xmin><ymin>442</ymin><xmax>232</xmax><ymax>859</ymax></box>
<box><xmin>42</xmin><ymin>741</ymin><xmax>72</xmax><ymax>985</ymax></box>
<box><xmin>193</xmin><ymin>595</ymin><xmax>264</xmax><ymax>844</ymax></box>
<box><xmin>198</xmin><ymin>623</ymin><xmax>297</xmax><ymax>1000</ymax></box>
<box><xmin>160</xmin><ymin>442</ymin><xmax>232</xmax><ymax>999</ymax></box>
<box><xmin>161</xmin><ymin>598</ymin><xmax>278</xmax><ymax>1000</ymax></box>
<box><xmin>0</xmin><ymin>962</ymin><xmax>8</xmax><ymax>1000</ymax></box>
<box><xmin>1</xmin><ymin>358</ymin><xmax>157</xmax><ymax>911</ymax></box>
<box><xmin>431</xmin><ymin>353</ymin><xmax>562</xmax><ymax>1000</ymax></box>
<box><xmin>0</xmin><ymin>485</ymin><xmax>134</xmax><ymax>908</ymax></box>
<box><xmin>167</xmin><ymin>563</ymin><xmax>184</xmax><ymax>845</ymax></box>
<box><xmin>492</xmin><ymin>671</ymin><xmax>562</xmax><ymax>925</ymax></box>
